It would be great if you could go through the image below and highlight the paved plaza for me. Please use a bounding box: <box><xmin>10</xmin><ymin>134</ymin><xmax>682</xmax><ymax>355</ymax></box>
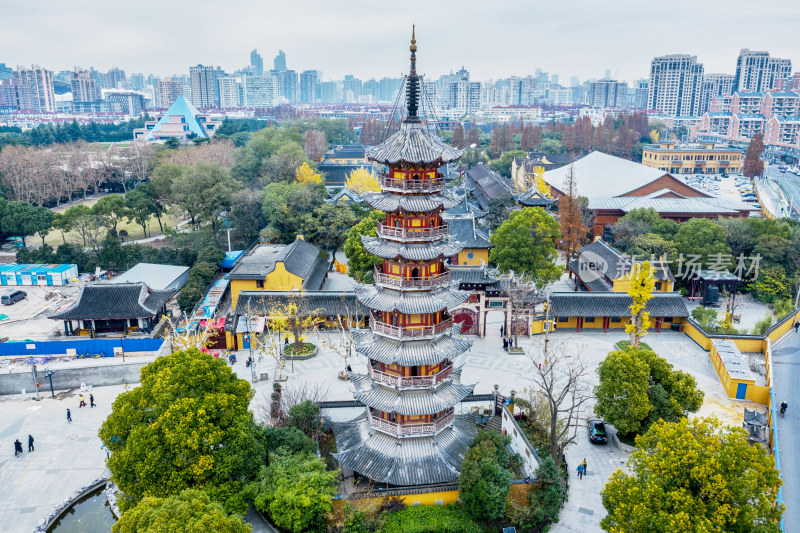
<box><xmin>0</xmin><ymin>318</ymin><xmax>757</xmax><ymax>532</ymax></box>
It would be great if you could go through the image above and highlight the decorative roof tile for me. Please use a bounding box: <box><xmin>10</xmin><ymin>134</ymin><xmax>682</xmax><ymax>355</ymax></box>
<box><xmin>549</xmin><ymin>291</ymin><xmax>688</xmax><ymax>318</ymax></box>
<box><xmin>352</xmin><ymin>328</ymin><xmax>472</xmax><ymax>366</ymax></box>
<box><xmin>366</xmin><ymin>122</ymin><xmax>463</xmax><ymax>166</ymax></box>
<box><xmin>49</xmin><ymin>283</ymin><xmax>173</xmax><ymax>320</ymax></box>
<box><xmin>354</xmin><ymin>284</ymin><xmax>471</xmax><ymax>313</ymax></box>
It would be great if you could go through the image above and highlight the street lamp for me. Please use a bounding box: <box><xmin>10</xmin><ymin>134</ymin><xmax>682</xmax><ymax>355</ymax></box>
<box><xmin>43</xmin><ymin>368</ymin><xmax>56</xmax><ymax>397</ymax></box>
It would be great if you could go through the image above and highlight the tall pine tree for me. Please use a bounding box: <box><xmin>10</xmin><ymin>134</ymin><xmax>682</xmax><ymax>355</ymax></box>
<box><xmin>742</xmin><ymin>132</ymin><xmax>765</xmax><ymax>178</ymax></box>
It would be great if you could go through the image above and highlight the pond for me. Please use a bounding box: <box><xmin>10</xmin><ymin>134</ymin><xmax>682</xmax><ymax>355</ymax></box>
<box><xmin>47</xmin><ymin>486</ymin><xmax>116</xmax><ymax>533</ymax></box>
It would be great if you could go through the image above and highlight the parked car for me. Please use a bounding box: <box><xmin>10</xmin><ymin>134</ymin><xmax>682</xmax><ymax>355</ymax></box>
<box><xmin>1</xmin><ymin>290</ymin><xmax>26</xmax><ymax>305</ymax></box>
<box><xmin>588</xmin><ymin>418</ymin><xmax>608</xmax><ymax>444</ymax></box>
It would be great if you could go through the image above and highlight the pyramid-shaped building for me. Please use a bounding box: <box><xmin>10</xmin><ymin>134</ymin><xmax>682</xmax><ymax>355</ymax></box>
<box><xmin>133</xmin><ymin>95</ymin><xmax>222</xmax><ymax>142</ymax></box>
<box><xmin>331</xmin><ymin>30</ymin><xmax>478</xmax><ymax>486</ymax></box>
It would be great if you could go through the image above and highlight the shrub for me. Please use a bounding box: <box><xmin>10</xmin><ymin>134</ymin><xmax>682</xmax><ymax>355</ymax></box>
<box><xmin>753</xmin><ymin>313</ymin><xmax>774</xmax><ymax>335</ymax></box>
<box><xmin>381</xmin><ymin>504</ymin><xmax>482</xmax><ymax>533</ymax></box>
<box><xmin>459</xmin><ymin>430</ymin><xmax>519</xmax><ymax>522</ymax></box>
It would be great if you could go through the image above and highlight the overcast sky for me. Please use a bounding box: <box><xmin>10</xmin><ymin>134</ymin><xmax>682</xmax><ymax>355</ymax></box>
<box><xmin>2</xmin><ymin>0</ymin><xmax>799</xmax><ymax>83</ymax></box>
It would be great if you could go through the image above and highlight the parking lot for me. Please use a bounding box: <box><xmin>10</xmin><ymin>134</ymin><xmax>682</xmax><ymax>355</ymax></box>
<box><xmin>676</xmin><ymin>172</ymin><xmax>758</xmax><ymax>206</ymax></box>
<box><xmin>0</xmin><ymin>285</ymin><xmax>80</xmax><ymax>341</ymax></box>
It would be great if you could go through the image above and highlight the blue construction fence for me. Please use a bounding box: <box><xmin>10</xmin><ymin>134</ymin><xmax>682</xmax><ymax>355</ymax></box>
<box><xmin>0</xmin><ymin>338</ymin><xmax>164</xmax><ymax>357</ymax></box>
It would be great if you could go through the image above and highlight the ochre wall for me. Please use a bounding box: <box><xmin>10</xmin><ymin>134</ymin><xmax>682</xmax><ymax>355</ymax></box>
<box><xmin>230</xmin><ymin>262</ymin><xmax>304</xmax><ymax>311</ymax></box>
<box><xmin>457</xmin><ymin>248</ymin><xmax>489</xmax><ymax>266</ymax></box>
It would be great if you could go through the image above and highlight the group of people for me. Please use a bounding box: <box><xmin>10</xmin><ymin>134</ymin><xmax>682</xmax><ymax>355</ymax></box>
<box><xmin>78</xmin><ymin>393</ymin><xmax>95</xmax><ymax>408</ymax></box>
<box><xmin>576</xmin><ymin>458</ymin><xmax>589</xmax><ymax>479</ymax></box>
<box><xmin>13</xmin><ymin>435</ymin><xmax>33</xmax><ymax>456</ymax></box>
<box><xmin>500</xmin><ymin>325</ymin><xmax>515</xmax><ymax>352</ymax></box>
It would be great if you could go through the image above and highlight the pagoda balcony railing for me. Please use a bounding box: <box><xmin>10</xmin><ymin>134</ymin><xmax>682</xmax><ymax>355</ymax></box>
<box><xmin>368</xmin><ymin>364</ymin><xmax>454</xmax><ymax>387</ymax></box>
<box><xmin>376</xmin><ymin>220</ymin><xmax>449</xmax><ymax>241</ymax></box>
<box><xmin>370</xmin><ymin>317</ymin><xmax>453</xmax><ymax>340</ymax></box>
<box><xmin>374</xmin><ymin>267</ymin><xmax>451</xmax><ymax>290</ymax></box>
<box><xmin>369</xmin><ymin>411</ymin><xmax>455</xmax><ymax>437</ymax></box>
<box><xmin>380</xmin><ymin>174</ymin><xmax>445</xmax><ymax>193</ymax></box>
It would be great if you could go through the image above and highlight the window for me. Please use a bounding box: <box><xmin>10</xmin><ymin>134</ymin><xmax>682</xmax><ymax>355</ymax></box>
<box><xmin>655</xmin><ymin>282</ymin><xmax>662</xmax><ymax>290</ymax></box>
<box><xmin>558</xmin><ymin>316</ymin><xmax>569</xmax><ymax>322</ymax></box>
<box><xmin>256</xmin><ymin>280</ymin><xmax>264</xmax><ymax>289</ymax></box>
<box><xmin>611</xmin><ymin>316</ymin><xmax>621</xmax><ymax>322</ymax></box>
<box><xmin>585</xmin><ymin>317</ymin><xmax>595</xmax><ymax>323</ymax></box>
<box><xmin>466</xmin><ymin>251</ymin><xmax>475</xmax><ymax>260</ymax></box>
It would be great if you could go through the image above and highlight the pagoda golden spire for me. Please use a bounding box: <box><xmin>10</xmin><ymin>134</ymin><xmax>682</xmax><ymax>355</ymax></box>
<box><xmin>411</xmin><ymin>24</ymin><xmax>416</xmax><ymax>51</ymax></box>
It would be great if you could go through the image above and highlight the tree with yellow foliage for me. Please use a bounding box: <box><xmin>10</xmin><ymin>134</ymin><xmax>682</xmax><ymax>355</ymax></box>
<box><xmin>345</xmin><ymin>167</ymin><xmax>381</xmax><ymax>193</ymax></box>
<box><xmin>533</xmin><ymin>166</ymin><xmax>550</xmax><ymax>196</ymax></box>
<box><xmin>625</xmin><ymin>261</ymin><xmax>655</xmax><ymax>347</ymax></box>
<box><xmin>295</xmin><ymin>162</ymin><xmax>323</xmax><ymax>185</ymax></box>
<box><xmin>649</xmin><ymin>129</ymin><xmax>660</xmax><ymax>143</ymax></box>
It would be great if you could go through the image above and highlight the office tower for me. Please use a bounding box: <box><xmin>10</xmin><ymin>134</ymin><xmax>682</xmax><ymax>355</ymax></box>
<box><xmin>0</xmin><ymin>63</ymin><xmax>11</xmax><ymax>80</ymax></box>
<box><xmin>158</xmin><ymin>77</ymin><xmax>184</xmax><ymax>108</ymax></box>
<box><xmin>379</xmin><ymin>77</ymin><xmax>403</xmax><ymax>102</ymax></box>
<box><xmin>274</xmin><ymin>50</ymin><xmax>287</xmax><ymax>72</ymax></box>
<box><xmin>633</xmin><ymin>79</ymin><xmax>649</xmax><ymax>109</ymax></box>
<box><xmin>647</xmin><ymin>54</ymin><xmax>704</xmax><ymax>116</ymax></box>
<box><xmin>13</xmin><ymin>65</ymin><xmax>56</xmax><ymax>112</ymax></box>
<box><xmin>318</xmin><ymin>81</ymin><xmax>338</xmax><ymax>103</ymax></box>
<box><xmin>588</xmin><ymin>79</ymin><xmax>627</xmax><ymax>107</ymax></box>
<box><xmin>448</xmin><ymin>67</ymin><xmax>480</xmax><ymax>115</ymax></box>
<box><xmin>363</xmin><ymin>79</ymin><xmax>380</xmax><ymax>102</ymax></box>
<box><xmin>250</xmin><ymin>49</ymin><xmax>264</xmax><ymax>76</ymax></box>
<box><xmin>100</xmin><ymin>68</ymin><xmax>126</xmax><ymax>89</ymax></box>
<box><xmin>190</xmin><ymin>65</ymin><xmax>216</xmax><ymax>108</ymax></box>
<box><xmin>128</xmin><ymin>73</ymin><xmax>145</xmax><ymax>91</ymax></box>
<box><xmin>604</xmin><ymin>69</ymin><xmax>612</xmax><ymax>79</ymax></box>
<box><xmin>343</xmin><ymin>75</ymin><xmax>362</xmax><ymax>102</ymax></box>
<box><xmin>734</xmin><ymin>49</ymin><xmax>792</xmax><ymax>93</ymax></box>
<box><xmin>551</xmin><ymin>74</ymin><xmax>559</xmax><ymax>86</ymax></box>
<box><xmin>243</xmin><ymin>75</ymin><xmax>278</xmax><ymax>107</ymax></box>
<box><xmin>107</xmin><ymin>91</ymin><xmax>144</xmax><ymax>115</ymax></box>
<box><xmin>570</xmin><ymin>76</ymin><xmax>580</xmax><ymax>88</ymax></box>
<box><xmin>509</xmin><ymin>76</ymin><xmax>535</xmax><ymax>106</ymax></box>
<box><xmin>70</xmin><ymin>67</ymin><xmax>102</xmax><ymax>103</ymax></box>
<box><xmin>277</xmin><ymin>70</ymin><xmax>297</xmax><ymax>102</ymax></box>
<box><xmin>218</xmin><ymin>77</ymin><xmax>241</xmax><ymax>107</ymax></box>
<box><xmin>299</xmin><ymin>70</ymin><xmax>318</xmax><ymax>103</ymax></box>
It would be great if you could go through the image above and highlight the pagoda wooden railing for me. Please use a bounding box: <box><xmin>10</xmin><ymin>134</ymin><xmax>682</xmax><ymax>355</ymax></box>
<box><xmin>376</xmin><ymin>220</ymin><xmax>449</xmax><ymax>241</ymax></box>
<box><xmin>368</xmin><ymin>364</ymin><xmax>454</xmax><ymax>387</ymax></box>
<box><xmin>374</xmin><ymin>267</ymin><xmax>450</xmax><ymax>290</ymax></box>
<box><xmin>380</xmin><ymin>174</ymin><xmax>445</xmax><ymax>193</ymax></box>
<box><xmin>369</xmin><ymin>411</ymin><xmax>455</xmax><ymax>437</ymax></box>
<box><xmin>370</xmin><ymin>317</ymin><xmax>453</xmax><ymax>339</ymax></box>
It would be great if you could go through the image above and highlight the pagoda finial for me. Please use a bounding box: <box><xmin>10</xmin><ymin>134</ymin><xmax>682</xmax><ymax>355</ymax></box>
<box><xmin>406</xmin><ymin>25</ymin><xmax>420</xmax><ymax>123</ymax></box>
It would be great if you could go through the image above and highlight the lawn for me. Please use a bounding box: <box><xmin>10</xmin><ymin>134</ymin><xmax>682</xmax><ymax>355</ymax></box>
<box><xmin>42</xmin><ymin>208</ymin><xmax>184</xmax><ymax>247</ymax></box>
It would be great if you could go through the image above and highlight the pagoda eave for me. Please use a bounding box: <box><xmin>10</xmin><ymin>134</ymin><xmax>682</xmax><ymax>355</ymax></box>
<box><xmin>362</xmin><ymin>236</ymin><xmax>464</xmax><ymax>261</ymax></box>
<box><xmin>352</xmin><ymin>328</ymin><xmax>472</xmax><ymax>366</ymax></box>
<box><xmin>354</xmin><ymin>284</ymin><xmax>471</xmax><ymax>314</ymax></box>
<box><xmin>364</xmin><ymin>191</ymin><xmax>461</xmax><ymax>214</ymax></box>
<box><xmin>350</xmin><ymin>373</ymin><xmax>474</xmax><ymax>416</ymax></box>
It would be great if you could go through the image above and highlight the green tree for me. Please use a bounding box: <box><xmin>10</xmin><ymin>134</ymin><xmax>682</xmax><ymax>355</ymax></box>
<box><xmin>287</xmin><ymin>400</ymin><xmax>322</xmax><ymax>438</ymax></box>
<box><xmin>506</xmin><ymin>455</ymin><xmax>563</xmax><ymax>530</ymax></box>
<box><xmin>488</xmin><ymin>150</ymin><xmax>527</xmax><ymax>178</ymax></box>
<box><xmin>164</xmin><ymin>137</ymin><xmax>180</xmax><ymax>150</ymax></box>
<box><xmin>1</xmin><ymin>201</ymin><xmax>52</xmax><ymax>247</ymax></box>
<box><xmin>301</xmin><ymin>202</ymin><xmax>359</xmax><ymax>251</ymax></box>
<box><xmin>673</xmin><ymin>217</ymin><xmax>731</xmax><ymax>269</ymax></box>
<box><xmin>233</xmin><ymin>127</ymin><xmax>308</xmax><ymax>186</ymax></box>
<box><xmin>486</xmin><ymin>192</ymin><xmax>517</xmax><ymax>230</ymax></box>
<box><xmin>249</xmin><ymin>451</ymin><xmax>337</xmax><ymax>533</ymax></box>
<box><xmin>343</xmin><ymin>210</ymin><xmax>384</xmax><ymax>282</ymax></box>
<box><xmin>228</xmin><ymin>189</ymin><xmax>267</xmax><ymax>243</ymax></box>
<box><xmin>262</xmin><ymin>181</ymin><xmax>326</xmax><ymax>242</ymax></box>
<box><xmin>125</xmin><ymin>187</ymin><xmax>155</xmax><ymax>237</ymax></box>
<box><xmin>172</xmin><ymin>163</ymin><xmax>239</xmax><ymax>235</ymax></box>
<box><xmin>538</xmin><ymin>138</ymin><xmax>565</xmax><ymax>154</ymax></box>
<box><xmin>489</xmin><ymin>207</ymin><xmax>562</xmax><ymax>285</ymax></box>
<box><xmin>112</xmin><ymin>489</ymin><xmax>250</xmax><ymax>533</ymax></box>
<box><xmin>459</xmin><ymin>430</ymin><xmax>519</xmax><ymax>522</ymax></box>
<box><xmin>601</xmin><ymin>417</ymin><xmax>782</xmax><ymax>533</ymax></box>
<box><xmin>612</xmin><ymin>207</ymin><xmax>678</xmax><ymax>254</ymax></box>
<box><xmin>93</xmin><ymin>194</ymin><xmax>129</xmax><ymax>234</ymax></box>
<box><xmin>99</xmin><ymin>349</ymin><xmax>261</xmax><ymax>513</ymax></box>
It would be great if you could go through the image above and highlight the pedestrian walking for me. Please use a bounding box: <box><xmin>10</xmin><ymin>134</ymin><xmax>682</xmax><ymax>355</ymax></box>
<box><xmin>508</xmin><ymin>337</ymin><xmax>514</xmax><ymax>349</ymax></box>
<box><xmin>582</xmin><ymin>458</ymin><xmax>588</xmax><ymax>475</ymax></box>
<box><xmin>79</xmin><ymin>394</ymin><xmax>86</xmax><ymax>408</ymax></box>
<box><xmin>795</xmin><ymin>321</ymin><xmax>799</xmax><ymax>333</ymax></box>
<box><xmin>503</xmin><ymin>338</ymin><xmax>508</xmax><ymax>352</ymax></box>
<box><xmin>90</xmin><ymin>394</ymin><xmax>95</xmax><ymax>408</ymax></box>
<box><xmin>577</xmin><ymin>463</ymin><xmax>585</xmax><ymax>479</ymax></box>
<box><xmin>14</xmin><ymin>439</ymin><xmax>23</xmax><ymax>456</ymax></box>
<box><xmin>500</xmin><ymin>324</ymin><xmax>505</xmax><ymax>336</ymax></box>
<box><xmin>66</xmin><ymin>408</ymin><xmax>72</xmax><ymax>423</ymax></box>
<box><xmin>28</xmin><ymin>435</ymin><xmax>34</xmax><ymax>452</ymax></box>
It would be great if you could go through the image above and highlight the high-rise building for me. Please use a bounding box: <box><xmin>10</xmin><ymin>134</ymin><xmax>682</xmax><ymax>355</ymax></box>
<box><xmin>158</xmin><ymin>77</ymin><xmax>183</xmax><ymax>108</ymax></box>
<box><xmin>299</xmin><ymin>70</ymin><xmax>318</xmax><ymax>103</ymax></box>
<box><xmin>0</xmin><ymin>63</ymin><xmax>12</xmax><ymax>80</ymax></box>
<box><xmin>242</xmin><ymin>75</ymin><xmax>278</xmax><ymax>107</ymax></box>
<box><xmin>734</xmin><ymin>49</ymin><xmax>792</xmax><ymax>93</ymax></box>
<box><xmin>70</xmin><ymin>67</ymin><xmax>102</xmax><ymax>103</ymax></box>
<box><xmin>273</xmin><ymin>50</ymin><xmax>287</xmax><ymax>72</ymax></box>
<box><xmin>100</xmin><ymin>68</ymin><xmax>126</xmax><ymax>89</ymax></box>
<box><xmin>218</xmin><ymin>77</ymin><xmax>241</xmax><ymax>107</ymax></box>
<box><xmin>700</xmin><ymin>73</ymin><xmax>735</xmax><ymax>114</ymax></box>
<box><xmin>250</xmin><ymin>49</ymin><xmax>264</xmax><ymax>76</ymax></box>
<box><xmin>588</xmin><ymin>78</ymin><xmax>627</xmax><ymax>107</ymax></box>
<box><xmin>378</xmin><ymin>77</ymin><xmax>403</xmax><ymax>102</ymax></box>
<box><xmin>129</xmin><ymin>73</ymin><xmax>145</xmax><ymax>91</ymax></box>
<box><xmin>647</xmin><ymin>54</ymin><xmax>704</xmax><ymax>116</ymax></box>
<box><xmin>190</xmin><ymin>65</ymin><xmax>216</xmax><ymax>108</ymax></box>
<box><xmin>13</xmin><ymin>65</ymin><xmax>56</xmax><ymax>112</ymax></box>
<box><xmin>343</xmin><ymin>75</ymin><xmax>362</xmax><ymax>102</ymax></box>
<box><xmin>277</xmin><ymin>70</ymin><xmax>297</xmax><ymax>102</ymax></box>
<box><xmin>106</xmin><ymin>91</ymin><xmax>144</xmax><ymax>116</ymax></box>
<box><xmin>633</xmin><ymin>79</ymin><xmax>649</xmax><ymax>109</ymax></box>
<box><xmin>447</xmin><ymin>67</ymin><xmax>480</xmax><ymax>115</ymax></box>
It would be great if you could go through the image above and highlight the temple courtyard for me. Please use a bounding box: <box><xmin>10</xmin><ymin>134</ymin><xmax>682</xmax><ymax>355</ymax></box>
<box><xmin>0</xmin><ymin>317</ymin><xmax>749</xmax><ymax>533</ymax></box>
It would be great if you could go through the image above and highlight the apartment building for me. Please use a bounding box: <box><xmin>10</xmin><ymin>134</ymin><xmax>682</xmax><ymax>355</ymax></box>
<box><xmin>734</xmin><ymin>49</ymin><xmax>792</xmax><ymax>93</ymax></box>
<box><xmin>648</xmin><ymin>55</ymin><xmax>704</xmax><ymax>116</ymax></box>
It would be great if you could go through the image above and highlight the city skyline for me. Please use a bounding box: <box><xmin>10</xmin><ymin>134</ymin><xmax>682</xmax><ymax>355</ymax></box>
<box><xmin>2</xmin><ymin>0</ymin><xmax>799</xmax><ymax>83</ymax></box>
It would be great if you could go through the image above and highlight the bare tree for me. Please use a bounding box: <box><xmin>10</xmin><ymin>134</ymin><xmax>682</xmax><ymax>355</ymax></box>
<box><xmin>124</xmin><ymin>142</ymin><xmax>156</xmax><ymax>183</ymax></box>
<box><xmin>523</xmin><ymin>335</ymin><xmax>592</xmax><ymax>468</ymax></box>
<box><xmin>303</xmin><ymin>130</ymin><xmax>328</xmax><ymax>162</ymax></box>
<box><xmin>506</xmin><ymin>274</ymin><xmax>539</xmax><ymax>349</ymax></box>
<box><xmin>257</xmin><ymin>380</ymin><xmax>329</xmax><ymax>425</ymax></box>
<box><xmin>158</xmin><ymin>139</ymin><xmax>236</xmax><ymax>168</ymax></box>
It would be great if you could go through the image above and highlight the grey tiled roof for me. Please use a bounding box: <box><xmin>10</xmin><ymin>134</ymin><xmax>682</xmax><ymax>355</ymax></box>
<box><xmin>229</xmin><ymin>238</ymin><xmax>325</xmax><ymax>284</ymax></box>
<box><xmin>516</xmin><ymin>189</ymin><xmax>556</xmax><ymax>207</ymax></box>
<box><xmin>235</xmin><ymin>291</ymin><xmax>370</xmax><ymax>317</ymax></box>
<box><xmin>443</xmin><ymin>194</ymin><xmax>487</xmax><ymax>219</ymax></box>
<box><xmin>350</xmin><ymin>369</ymin><xmax>474</xmax><ymax>415</ymax></box>
<box><xmin>354</xmin><ymin>284</ymin><xmax>471</xmax><ymax>314</ymax></box>
<box><xmin>364</xmin><ymin>190</ymin><xmax>461</xmax><ymax>213</ymax></box>
<box><xmin>449</xmin><ymin>266</ymin><xmax>499</xmax><ymax>286</ymax></box>
<box><xmin>332</xmin><ymin>412</ymin><xmax>477</xmax><ymax>485</ymax></box>
<box><xmin>590</xmin><ymin>196</ymin><xmax>759</xmax><ymax>213</ymax></box>
<box><xmin>464</xmin><ymin>163</ymin><xmax>515</xmax><ymax>210</ymax></box>
<box><xmin>549</xmin><ymin>292</ymin><xmax>688</xmax><ymax>318</ymax></box>
<box><xmin>447</xmin><ymin>217</ymin><xmax>492</xmax><ymax>249</ymax></box>
<box><xmin>362</xmin><ymin>236</ymin><xmax>464</xmax><ymax>260</ymax></box>
<box><xmin>571</xmin><ymin>240</ymin><xmax>675</xmax><ymax>284</ymax></box>
<box><xmin>352</xmin><ymin>328</ymin><xmax>472</xmax><ymax>366</ymax></box>
<box><xmin>366</xmin><ymin>122</ymin><xmax>463</xmax><ymax>165</ymax></box>
<box><xmin>49</xmin><ymin>283</ymin><xmax>173</xmax><ymax>320</ymax></box>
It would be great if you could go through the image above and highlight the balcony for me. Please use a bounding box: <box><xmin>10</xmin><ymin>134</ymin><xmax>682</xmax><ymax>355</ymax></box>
<box><xmin>374</xmin><ymin>267</ymin><xmax>451</xmax><ymax>290</ymax></box>
<box><xmin>695</xmin><ymin>161</ymin><xmax>706</xmax><ymax>167</ymax></box>
<box><xmin>369</xmin><ymin>411</ymin><xmax>455</xmax><ymax>437</ymax></box>
<box><xmin>370</xmin><ymin>317</ymin><xmax>453</xmax><ymax>340</ymax></box>
<box><xmin>369</xmin><ymin>364</ymin><xmax>454</xmax><ymax>387</ymax></box>
<box><xmin>718</xmin><ymin>160</ymin><xmax>730</xmax><ymax>166</ymax></box>
<box><xmin>380</xmin><ymin>174</ymin><xmax>445</xmax><ymax>193</ymax></box>
<box><xmin>670</xmin><ymin>159</ymin><xmax>684</xmax><ymax>165</ymax></box>
<box><xmin>377</xmin><ymin>220</ymin><xmax>449</xmax><ymax>242</ymax></box>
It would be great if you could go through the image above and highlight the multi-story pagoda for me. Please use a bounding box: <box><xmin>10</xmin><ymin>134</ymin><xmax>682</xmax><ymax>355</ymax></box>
<box><xmin>332</xmin><ymin>29</ymin><xmax>478</xmax><ymax>486</ymax></box>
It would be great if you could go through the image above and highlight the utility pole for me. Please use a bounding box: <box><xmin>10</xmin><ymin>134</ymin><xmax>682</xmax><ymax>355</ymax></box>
<box><xmin>31</xmin><ymin>364</ymin><xmax>40</xmax><ymax>400</ymax></box>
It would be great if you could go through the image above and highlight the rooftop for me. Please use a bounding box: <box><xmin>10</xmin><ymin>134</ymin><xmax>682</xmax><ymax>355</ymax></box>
<box><xmin>229</xmin><ymin>238</ymin><xmax>327</xmax><ymax>289</ymax></box>
<box><xmin>48</xmin><ymin>282</ymin><xmax>173</xmax><ymax>321</ymax></box>
<box><xmin>111</xmin><ymin>263</ymin><xmax>190</xmax><ymax>291</ymax></box>
<box><xmin>549</xmin><ymin>291</ymin><xmax>689</xmax><ymax>318</ymax></box>
<box><xmin>145</xmin><ymin>96</ymin><xmax>208</xmax><ymax>140</ymax></box>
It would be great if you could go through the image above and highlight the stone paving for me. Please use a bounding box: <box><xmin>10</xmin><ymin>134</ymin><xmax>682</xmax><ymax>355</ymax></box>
<box><xmin>0</xmin><ymin>321</ymin><xmax>745</xmax><ymax>533</ymax></box>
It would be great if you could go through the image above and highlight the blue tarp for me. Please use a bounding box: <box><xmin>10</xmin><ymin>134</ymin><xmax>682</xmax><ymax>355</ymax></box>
<box><xmin>0</xmin><ymin>338</ymin><xmax>163</xmax><ymax>357</ymax></box>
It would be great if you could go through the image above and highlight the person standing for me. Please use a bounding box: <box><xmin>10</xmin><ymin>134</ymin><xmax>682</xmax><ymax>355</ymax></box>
<box><xmin>66</xmin><ymin>408</ymin><xmax>72</xmax><ymax>423</ymax></box>
<box><xmin>14</xmin><ymin>439</ymin><xmax>23</xmax><ymax>456</ymax></box>
<box><xmin>79</xmin><ymin>394</ymin><xmax>85</xmax><ymax>408</ymax></box>
<box><xmin>582</xmin><ymin>458</ymin><xmax>588</xmax><ymax>475</ymax></box>
<box><xmin>577</xmin><ymin>463</ymin><xmax>585</xmax><ymax>479</ymax></box>
<box><xmin>28</xmin><ymin>434</ymin><xmax>34</xmax><ymax>452</ymax></box>
<box><xmin>502</xmin><ymin>338</ymin><xmax>508</xmax><ymax>352</ymax></box>
<box><xmin>90</xmin><ymin>394</ymin><xmax>95</xmax><ymax>408</ymax></box>
<box><xmin>795</xmin><ymin>321</ymin><xmax>799</xmax><ymax>333</ymax></box>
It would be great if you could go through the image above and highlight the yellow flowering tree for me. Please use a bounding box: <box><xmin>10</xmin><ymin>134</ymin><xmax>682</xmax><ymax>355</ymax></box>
<box><xmin>625</xmin><ymin>261</ymin><xmax>655</xmax><ymax>347</ymax></box>
<box><xmin>295</xmin><ymin>162</ymin><xmax>322</xmax><ymax>185</ymax></box>
<box><xmin>345</xmin><ymin>167</ymin><xmax>381</xmax><ymax>193</ymax></box>
<box><xmin>602</xmin><ymin>417</ymin><xmax>783</xmax><ymax>533</ymax></box>
<box><xmin>533</xmin><ymin>166</ymin><xmax>550</xmax><ymax>196</ymax></box>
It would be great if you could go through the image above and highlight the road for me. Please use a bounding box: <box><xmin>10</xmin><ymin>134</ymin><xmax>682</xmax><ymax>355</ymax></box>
<box><xmin>765</xmin><ymin>165</ymin><xmax>800</xmax><ymax>220</ymax></box>
<box><xmin>772</xmin><ymin>333</ymin><xmax>800</xmax><ymax>532</ymax></box>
